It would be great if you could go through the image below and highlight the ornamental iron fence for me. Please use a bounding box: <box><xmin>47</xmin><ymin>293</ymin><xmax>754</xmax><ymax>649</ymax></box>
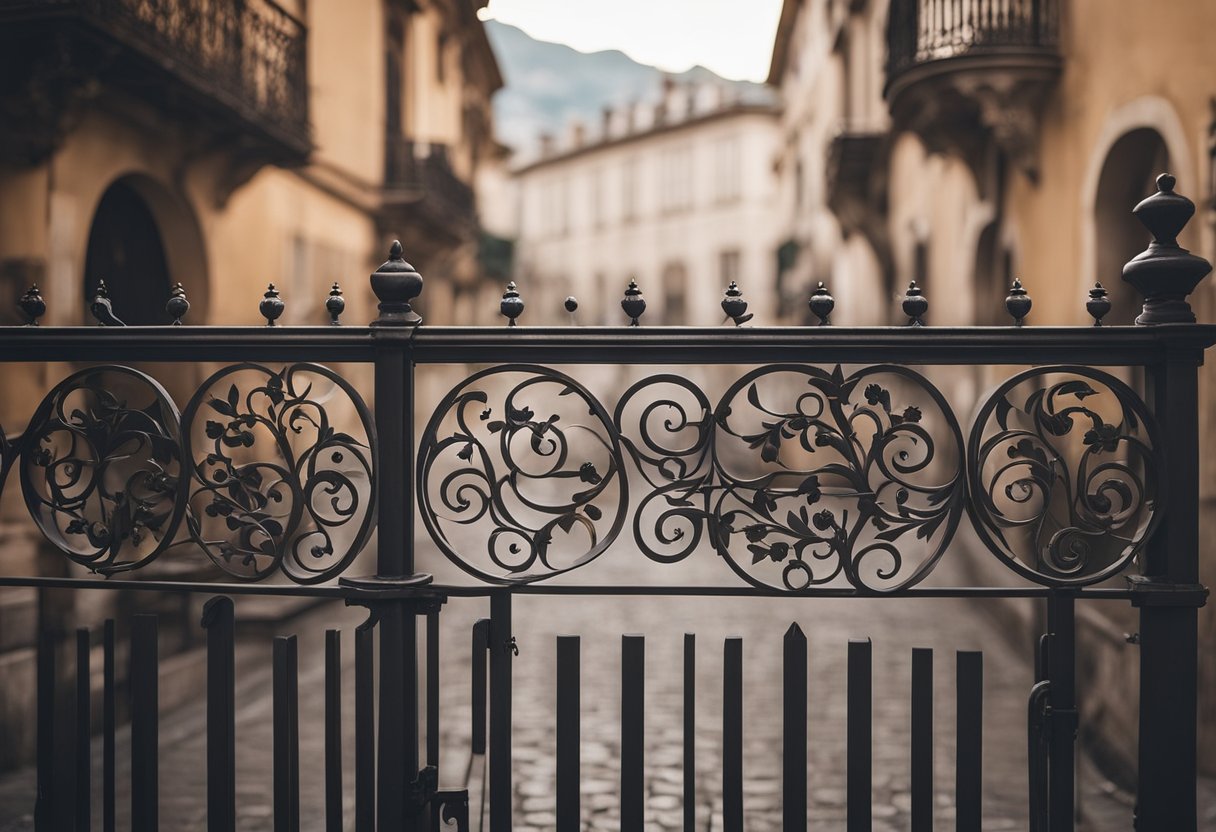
<box><xmin>0</xmin><ymin>172</ymin><xmax>1211</xmax><ymax>830</ymax></box>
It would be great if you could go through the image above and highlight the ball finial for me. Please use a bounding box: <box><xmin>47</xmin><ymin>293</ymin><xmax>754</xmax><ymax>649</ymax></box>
<box><xmin>500</xmin><ymin>281</ymin><xmax>524</xmax><ymax>326</ymax></box>
<box><xmin>1005</xmin><ymin>277</ymin><xmax>1032</xmax><ymax>327</ymax></box>
<box><xmin>808</xmin><ymin>281</ymin><xmax>834</xmax><ymax>326</ymax></box>
<box><xmin>621</xmin><ymin>279</ymin><xmax>646</xmax><ymax>326</ymax></box>
<box><xmin>260</xmin><ymin>283</ymin><xmax>285</xmax><ymax>326</ymax></box>
<box><xmin>370</xmin><ymin>240</ymin><xmax>423</xmax><ymax>326</ymax></box>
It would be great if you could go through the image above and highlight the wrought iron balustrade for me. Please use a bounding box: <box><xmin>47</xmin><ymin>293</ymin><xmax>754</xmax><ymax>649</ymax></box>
<box><xmin>0</xmin><ymin>172</ymin><xmax>1210</xmax><ymax>830</ymax></box>
<box><xmin>383</xmin><ymin>137</ymin><xmax>477</xmax><ymax>227</ymax></box>
<box><xmin>886</xmin><ymin>0</ymin><xmax>1060</xmax><ymax>79</ymax></box>
<box><xmin>0</xmin><ymin>0</ymin><xmax>310</xmax><ymax>158</ymax></box>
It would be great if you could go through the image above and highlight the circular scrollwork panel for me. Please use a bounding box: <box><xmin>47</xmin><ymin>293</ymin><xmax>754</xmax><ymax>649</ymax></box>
<box><xmin>21</xmin><ymin>366</ymin><xmax>185</xmax><ymax>574</ymax></box>
<box><xmin>711</xmin><ymin>365</ymin><xmax>966</xmax><ymax>591</ymax></box>
<box><xmin>968</xmin><ymin>366</ymin><xmax>1161</xmax><ymax>586</ymax></box>
<box><xmin>615</xmin><ymin>365</ymin><xmax>966</xmax><ymax>591</ymax></box>
<box><xmin>417</xmin><ymin>365</ymin><xmax>627</xmax><ymax>583</ymax></box>
<box><xmin>181</xmin><ymin>363</ymin><xmax>377</xmax><ymax>583</ymax></box>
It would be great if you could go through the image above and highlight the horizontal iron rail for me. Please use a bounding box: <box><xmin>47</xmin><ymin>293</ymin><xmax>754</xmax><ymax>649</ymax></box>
<box><xmin>0</xmin><ymin>575</ymin><xmax>1133</xmax><ymax>600</ymax></box>
<box><xmin>0</xmin><ymin>324</ymin><xmax>1213</xmax><ymax>364</ymax></box>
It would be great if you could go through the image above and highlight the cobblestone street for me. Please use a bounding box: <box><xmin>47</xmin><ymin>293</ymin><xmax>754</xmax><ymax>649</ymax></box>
<box><xmin>7</xmin><ymin>554</ymin><xmax>1211</xmax><ymax>830</ymax></box>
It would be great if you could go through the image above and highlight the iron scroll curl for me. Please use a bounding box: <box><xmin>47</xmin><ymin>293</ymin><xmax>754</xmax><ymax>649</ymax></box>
<box><xmin>966</xmin><ymin>365</ymin><xmax>1162</xmax><ymax>586</ymax></box>
<box><xmin>19</xmin><ymin>365</ymin><xmax>187</xmax><ymax>575</ymax></box>
<box><xmin>180</xmin><ymin>362</ymin><xmax>377</xmax><ymax>583</ymax></box>
<box><xmin>416</xmin><ymin>364</ymin><xmax>628</xmax><ymax>583</ymax></box>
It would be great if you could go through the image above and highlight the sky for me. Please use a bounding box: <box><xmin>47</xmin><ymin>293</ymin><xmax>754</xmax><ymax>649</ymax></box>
<box><xmin>478</xmin><ymin>0</ymin><xmax>786</xmax><ymax>83</ymax></box>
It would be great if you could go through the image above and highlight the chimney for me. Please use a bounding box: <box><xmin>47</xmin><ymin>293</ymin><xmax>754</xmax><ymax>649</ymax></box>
<box><xmin>570</xmin><ymin>119</ymin><xmax>586</xmax><ymax>149</ymax></box>
<box><xmin>601</xmin><ymin>106</ymin><xmax>613</xmax><ymax>140</ymax></box>
<box><xmin>624</xmin><ymin>101</ymin><xmax>636</xmax><ymax>133</ymax></box>
<box><xmin>538</xmin><ymin>131</ymin><xmax>555</xmax><ymax>158</ymax></box>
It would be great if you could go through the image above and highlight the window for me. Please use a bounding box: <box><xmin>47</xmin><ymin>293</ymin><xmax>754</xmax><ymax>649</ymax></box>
<box><xmin>714</xmin><ymin>135</ymin><xmax>742</xmax><ymax>203</ymax></box>
<box><xmin>719</xmin><ymin>249</ymin><xmax>741</xmax><ymax>287</ymax></box>
<box><xmin>622</xmin><ymin>157</ymin><xmax>639</xmax><ymax>221</ymax></box>
<box><xmin>591</xmin><ymin>168</ymin><xmax>604</xmax><ymax>228</ymax></box>
<box><xmin>662</xmin><ymin>262</ymin><xmax>688</xmax><ymax>324</ymax></box>
<box><xmin>659</xmin><ymin>146</ymin><xmax>693</xmax><ymax>213</ymax></box>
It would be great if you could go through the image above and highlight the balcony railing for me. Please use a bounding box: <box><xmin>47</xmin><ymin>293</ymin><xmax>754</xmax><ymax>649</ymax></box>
<box><xmin>0</xmin><ymin>0</ymin><xmax>309</xmax><ymax>157</ymax></box>
<box><xmin>886</xmin><ymin>0</ymin><xmax>1060</xmax><ymax>81</ymax></box>
<box><xmin>383</xmin><ymin>137</ymin><xmax>477</xmax><ymax>228</ymax></box>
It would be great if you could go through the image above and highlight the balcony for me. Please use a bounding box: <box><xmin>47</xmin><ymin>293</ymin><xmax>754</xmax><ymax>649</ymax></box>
<box><xmin>382</xmin><ymin>138</ymin><xmax>477</xmax><ymax>237</ymax></box>
<box><xmin>0</xmin><ymin>0</ymin><xmax>310</xmax><ymax>167</ymax></box>
<box><xmin>884</xmin><ymin>0</ymin><xmax>1061</xmax><ymax>179</ymax></box>
<box><xmin>825</xmin><ymin>129</ymin><xmax>893</xmax><ymax>283</ymax></box>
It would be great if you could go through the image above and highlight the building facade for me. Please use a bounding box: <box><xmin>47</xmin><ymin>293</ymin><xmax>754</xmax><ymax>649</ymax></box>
<box><xmin>769</xmin><ymin>0</ymin><xmax>1216</xmax><ymax>780</ymax></box>
<box><xmin>509</xmin><ymin>82</ymin><xmax>782</xmax><ymax>325</ymax></box>
<box><xmin>0</xmin><ymin>0</ymin><xmax>503</xmax><ymax>768</ymax></box>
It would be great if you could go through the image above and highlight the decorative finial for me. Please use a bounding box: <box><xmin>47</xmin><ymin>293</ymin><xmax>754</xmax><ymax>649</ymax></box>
<box><xmin>1122</xmin><ymin>173</ymin><xmax>1212</xmax><ymax>324</ymax></box>
<box><xmin>90</xmin><ymin>279</ymin><xmax>125</xmax><ymax>327</ymax></box>
<box><xmin>166</xmin><ymin>283</ymin><xmax>189</xmax><ymax>325</ymax></box>
<box><xmin>564</xmin><ymin>296</ymin><xmax>579</xmax><ymax>324</ymax></box>
<box><xmin>1087</xmin><ymin>282</ymin><xmax>1111</xmax><ymax>327</ymax></box>
<box><xmin>720</xmin><ymin>281</ymin><xmax>753</xmax><ymax>326</ymax></box>
<box><xmin>808</xmin><ymin>281</ymin><xmax>834</xmax><ymax>326</ymax></box>
<box><xmin>1005</xmin><ymin>277</ymin><xmax>1032</xmax><ymax>327</ymax></box>
<box><xmin>500</xmin><ymin>281</ymin><xmax>524</xmax><ymax>326</ymax></box>
<box><xmin>902</xmin><ymin>280</ymin><xmax>928</xmax><ymax>327</ymax></box>
<box><xmin>370</xmin><ymin>240</ymin><xmax>423</xmax><ymax>326</ymax></box>
<box><xmin>621</xmin><ymin>279</ymin><xmax>646</xmax><ymax>326</ymax></box>
<box><xmin>326</xmin><ymin>282</ymin><xmax>345</xmax><ymax>325</ymax></box>
<box><xmin>18</xmin><ymin>284</ymin><xmax>45</xmax><ymax>326</ymax></box>
<box><xmin>260</xmin><ymin>284</ymin><xmax>284</xmax><ymax>326</ymax></box>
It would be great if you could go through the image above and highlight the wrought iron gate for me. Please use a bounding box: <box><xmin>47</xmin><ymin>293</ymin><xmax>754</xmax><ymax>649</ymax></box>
<box><xmin>0</xmin><ymin>172</ymin><xmax>1210</xmax><ymax>830</ymax></box>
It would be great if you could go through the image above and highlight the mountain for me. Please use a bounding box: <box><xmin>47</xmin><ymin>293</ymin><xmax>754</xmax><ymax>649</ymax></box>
<box><xmin>485</xmin><ymin>20</ymin><xmax>771</xmax><ymax>162</ymax></box>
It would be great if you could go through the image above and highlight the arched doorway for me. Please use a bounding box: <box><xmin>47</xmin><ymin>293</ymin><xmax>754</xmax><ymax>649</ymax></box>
<box><xmin>1093</xmin><ymin>129</ymin><xmax>1169</xmax><ymax>325</ymax></box>
<box><xmin>84</xmin><ymin>180</ymin><xmax>173</xmax><ymax>325</ymax></box>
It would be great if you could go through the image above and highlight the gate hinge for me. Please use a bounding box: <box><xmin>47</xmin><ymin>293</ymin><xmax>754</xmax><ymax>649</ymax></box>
<box><xmin>1126</xmin><ymin>576</ymin><xmax>1209</xmax><ymax>608</ymax></box>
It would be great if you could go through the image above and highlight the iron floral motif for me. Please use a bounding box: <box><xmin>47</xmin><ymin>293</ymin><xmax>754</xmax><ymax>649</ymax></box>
<box><xmin>417</xmin><ymin>365</ymin><xmax>626</xmax><ymax>583</ymax></box>
<box><xmin>616</xmin><ymin>365</ymin><xmax>966</xmax><ymax>591</ymax></box>
<box><xmin>181</xmin><ymin>363</ymin><xmax>376</xmax><ymax>583</ymax></box>
<box><xmin>968</xmin><ymin>366</ymin><xmax>1160</xmax><ymax>585</ymax></box>
<box><xmin>20</xmin><ymin>366</ymin><xmax>185</xmax><ymax>574</ymax></box>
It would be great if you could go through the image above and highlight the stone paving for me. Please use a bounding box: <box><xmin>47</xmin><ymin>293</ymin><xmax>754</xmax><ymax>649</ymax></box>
<box><xmin>2</xmin><ymin>561</ymin><xmax>1214</xmax><ymax>830</ymax></box>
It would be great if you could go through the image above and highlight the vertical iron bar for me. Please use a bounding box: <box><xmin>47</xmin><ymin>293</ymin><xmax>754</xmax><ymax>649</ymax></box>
<box><xmin>130</xmin><ymin>614</ymin><xmax>158</xmax><ymax>832</ymax></box>
<box><xmin>102</xmin><ymin>619</ymin><xmax>115</xmax><ymax>832</ymax></box>
<box><xmin>372</xmin><ymin>328</ymin><xmax>420</xmax><ymax>831</ymax></box>
<box><xmin>1138</xmin><ymin>355</ymin><xmax>1200</xmax><ymax>830</ymax></box>
<box><xmin>956</xmin><ymin>651</ymin><xmax>983</xmax><ymax>831</ymax></box>
<box><xmin>621</xmin><ymin>633</ymin><xmax>644</xmax><ymax>831</ymax></box>
<box><xmin>683</xmin><ymin>633</ymin><xmax>695</xmax><ymax>832</ymax></box>
<box><xmin>910</xmin><ymin>648</ymin><xmax>933</xmax><ymax>832</ymax></box>
<box><xmin>427</xmin><ymin>611</ymin><xmax>440</xmax><ymax>771</ymax></box>
<box><xmin>75</xmin><ymin>628</ymin><xmax>90</xmax><ymax>832</ymax></box>
<box><xmin>355</xmin><ymin>616</ymin><xmax>376</xmax><ymax>832</ymax></box>
<box><xmin>202</xmin><ymin>597</ymin><xmax>236</xmax><ymax>832</ymax></box>
<box><xmin>35</xmin><ymin>625</ymin><xmax>54</xmax><ymax>831</ymax></box>
<box><xmin>273</xmin><ymin>635</ymin><xmax>300</xmax><ymax>832</ymax></box>
<box><xmin>556</xmin><ymin>635</ymin><xmax>580</xmax><ymax>831</ymax></box>
<box><xmin>847</xmin><ymin>638</ymin><xmax>872</xmax><ymax>832</ymax></box>
<box><xmin>783</xmin><ymin>624</ymin><xmax>807</xmax><ymax>832</ymax></box>
<box><xmin>722</xmin><ymin>637</ymin><xmax>743</xmax><ymax>832</ymax></box>
<box><xmin>326</xmin><ymin>630</ymin><xmax>343</xmax><ymax>832</ymax></box>
<box><xmin>1046</xmin><ymin>592</ymin><xmax>1075</xmax><ymax>831</ymax></box>
<box><xmin>489</xmin><ymin>591</ymin><xmax>514</xmax><ymax>831</ymax></box>
<box><xmin>378</xmin><ymin>603</ymin><xmax>411</xmax><ymax>830</ymax></box>
<box><xmin>471</xmin><ymin>619</ymin><xmax>490</xmax><ymax>755</ymax></box>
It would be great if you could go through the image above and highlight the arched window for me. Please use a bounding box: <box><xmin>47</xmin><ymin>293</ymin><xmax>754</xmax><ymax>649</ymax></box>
<box><xmin>1093</xmin><ymin>129</ymin><xmax>1169</xmax><ymax>325</ymax></box>
<box><xmin>661</xmin><ymin>261</ymin><xmax>688</xmax><ymax>324</ymax></box>
<box><xmin>84</xmin><ymin>181</ymin><xmax>172</xmax><ymax>325</ymax></box>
